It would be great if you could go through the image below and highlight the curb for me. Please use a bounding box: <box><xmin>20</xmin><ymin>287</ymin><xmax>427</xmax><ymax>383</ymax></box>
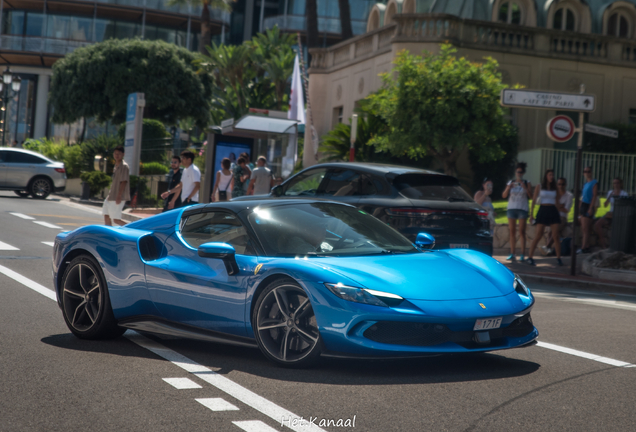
<box><xmin>517</xmin><ymin>272</ymin><xmax>636</xmax><ymax>295</ymax></box>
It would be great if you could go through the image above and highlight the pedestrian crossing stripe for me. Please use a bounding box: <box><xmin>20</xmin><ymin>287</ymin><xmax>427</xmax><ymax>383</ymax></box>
<box><xmin>0</xmin><ymin>241</ymin><xmax>19</xmax><ymax>251</ymax></box>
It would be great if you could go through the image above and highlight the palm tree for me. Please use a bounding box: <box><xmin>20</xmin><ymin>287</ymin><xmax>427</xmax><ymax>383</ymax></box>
<box><xmin>168</xmin><ymin>0</ymin><xmax>233</xmax><ymax>55</ymax></box>
<box><xmin>337</xmin><ymin>0</ymin><xmax>353</xmax><ymax>40</ymax></box>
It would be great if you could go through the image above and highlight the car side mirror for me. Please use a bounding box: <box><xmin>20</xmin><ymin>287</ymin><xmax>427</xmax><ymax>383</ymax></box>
<box><xmin>198</xmin><ymin>242</ymin><xmax>239</xmax><ymax>275</ymax></box>
<box><xmin>272</xmin><ymin>185</ymin><xmax>283</xmax><ymax>197</ymax></box>
<box><xmin>415</xmin><ymin>232</ymin><xmax>435</xmax><ymax>250</ymax></box>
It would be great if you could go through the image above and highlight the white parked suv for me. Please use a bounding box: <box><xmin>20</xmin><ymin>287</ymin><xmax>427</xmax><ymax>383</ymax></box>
<box><xmin>0</xmin><ymin>147</ymin><xmax>67</xmax><ymax>199</ymax></box>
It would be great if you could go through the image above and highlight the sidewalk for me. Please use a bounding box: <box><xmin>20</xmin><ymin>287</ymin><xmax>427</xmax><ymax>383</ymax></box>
<box><xmin>493</xmin><ymin>248</ymin><xmax>636</xmax><ymax>295</ymax></box>
<box><xmin>67</xmin><ymin>197</ymin><xmax>161</xmax><ymax>222</ymax></box>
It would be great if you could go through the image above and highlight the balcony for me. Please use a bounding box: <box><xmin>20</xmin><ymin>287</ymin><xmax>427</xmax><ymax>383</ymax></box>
<box><xmin>309</xmin><ymin>13</ymin><xmax>636</xmax><ymax>72</ymax></box>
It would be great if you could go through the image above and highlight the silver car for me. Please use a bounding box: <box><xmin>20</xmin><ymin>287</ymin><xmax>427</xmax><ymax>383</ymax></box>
<box><xmin>0</xmin><ymin>147</ymin><xmax>66</xmax><ymax>199</ymax></box>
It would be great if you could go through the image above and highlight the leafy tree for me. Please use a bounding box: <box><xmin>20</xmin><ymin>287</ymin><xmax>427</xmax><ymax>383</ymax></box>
<box><xmin>49</xmin><ymin>39</ymin><xmax>214</xmax><ymax>128</ymax></box>
<box><xmin>199</xmin><ymin>26</ymin><xmax>296</xmax><ymax>123</ymax></box>
<box><xmin>167</xmin><ymin>0</ymin><xmax>233</xmax><ymax>55</ymax></box>
<box><xmin>366</xmin><ymin>45</ymin><xmax>513</xmax><ymax>176</ymax></box>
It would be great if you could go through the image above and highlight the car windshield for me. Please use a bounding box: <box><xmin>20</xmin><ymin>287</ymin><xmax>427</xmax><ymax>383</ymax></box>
<box><xmin>247</xmin><ymin>203</ymin><xmax>419</xmax><ymax>257</ymax></box>
<box><xmin>394</xmin><ymin>174</ymin><xmax>474</xmax><ymax>202</ymax></box>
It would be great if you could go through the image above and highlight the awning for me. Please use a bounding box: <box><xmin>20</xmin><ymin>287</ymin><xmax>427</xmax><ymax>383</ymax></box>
<box><xmin>233</xmin><ymin>115</ymin><xmax>299</xmax><ymax>134</ymax></box>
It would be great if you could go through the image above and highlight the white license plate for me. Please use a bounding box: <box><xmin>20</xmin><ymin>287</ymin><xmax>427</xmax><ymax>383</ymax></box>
<box><xmin>473</xmin><ymin>317</ymin><xmax>503</xmax><ymax>331</ymax></box>
<box><xmin>450</xmin><ymin>244</ymin><xmax>469</xmax><ymax>249</ymax></box>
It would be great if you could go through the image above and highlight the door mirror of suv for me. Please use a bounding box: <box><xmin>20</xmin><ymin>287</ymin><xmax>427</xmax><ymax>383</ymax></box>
<box><xmin>415</xmin><ymin>232</ymin><xmax>435</xmax><ymax>249</ymax></box>
<box><xmin>272</xmin><ymin>185</ymin><xmax>283</xmax><ymax>197</ymax></box>
<box><xmin>198</xmin><ymin>242</ymin><xmax>239</xmax><ymax>275</ymax></box>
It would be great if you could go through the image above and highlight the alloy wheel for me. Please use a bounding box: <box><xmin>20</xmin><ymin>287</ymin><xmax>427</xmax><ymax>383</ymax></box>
<box><xmin>62</xmin><ymin>263</ymin><xmax>102</xmax><ymax>332</ymax></box>
<box><xmin>31</xmin><ymin>178</ymin><xmax>51</xmax><ymax>198</ymax></box>
<box><xmin>256</xmin><ymin>284</ymin><xmax>319</xmax><ymax>364</ymax></box>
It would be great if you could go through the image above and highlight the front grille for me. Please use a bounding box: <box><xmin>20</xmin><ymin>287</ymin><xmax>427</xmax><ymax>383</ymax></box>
<box><xmin>363</xmin><ymin>314</ymin><xmax>534</xmax><ymax>347</ymax></box>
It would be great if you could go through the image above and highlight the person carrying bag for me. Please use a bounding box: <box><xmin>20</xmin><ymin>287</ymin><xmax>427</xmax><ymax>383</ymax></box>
<box><xmin>211</xmin><ymin>157</ymin><xmax>234</xmax><ymax>202</ymax></box>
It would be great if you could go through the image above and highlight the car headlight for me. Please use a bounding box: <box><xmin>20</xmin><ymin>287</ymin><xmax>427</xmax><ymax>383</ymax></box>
<box><xmin>324</xmin><ymin>283</ymin><xmax>403</xmax><ymax>307</ymax></box>
<box><xmin>513</xmin><ymin>274</ymin><xmax>530</xmax><ymax>296</ymax></box>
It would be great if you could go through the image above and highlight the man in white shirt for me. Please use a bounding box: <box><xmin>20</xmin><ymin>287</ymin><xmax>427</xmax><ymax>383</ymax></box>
<box><xmin>165</xmin><ymin>150</ymin><xmax>200</xmax><ymax>208</ymax></box>
<box><xmin>247</xmin><ymin>156</ymin><xmax>274</xmax><ymax>196</ymax></box>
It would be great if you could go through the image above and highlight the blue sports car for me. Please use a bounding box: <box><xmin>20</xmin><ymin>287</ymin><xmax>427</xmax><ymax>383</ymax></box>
<box><xmin>52</xmin><ymin>199</ymin><xmax>537</xmax><ymax>367</ymax></box>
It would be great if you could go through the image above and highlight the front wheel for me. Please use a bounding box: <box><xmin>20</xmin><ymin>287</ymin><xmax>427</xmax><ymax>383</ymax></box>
<box><xmin>30</xmin><ymin>177</ymin><xmax>53</xmax><ymax>199</ymax></box>
<box><xmin>253</xmin><ymin>279</ymin><xmax>321</xmax><ymax>368</ymax></box>
<box><xmin>60</xmin><ymin>255</ymin><xmax>125</xmax><ymax>340</ymax></box>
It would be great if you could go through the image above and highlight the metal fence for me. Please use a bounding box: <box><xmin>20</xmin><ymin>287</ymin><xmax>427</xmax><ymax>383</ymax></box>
<box><xmin>518</xmin><ymin>148</ymin><xmax>636</xmax><ymax>195</ymax></box>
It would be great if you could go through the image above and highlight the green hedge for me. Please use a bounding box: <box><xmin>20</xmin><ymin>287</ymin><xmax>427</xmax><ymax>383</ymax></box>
<box><xmin>80</xmin><ymin>171</ymin><xmax>111</xmax><ymax>197</ymax></box>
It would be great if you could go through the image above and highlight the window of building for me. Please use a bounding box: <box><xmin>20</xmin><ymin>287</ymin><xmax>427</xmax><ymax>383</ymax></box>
<box><xmin>608</xmin><ymin>12</ymin><xmax>630</xmax><ymax>38</ymax></box>
<box><xmin>553</xmin><ymin>6</ymin><xmax>576</xmax><ymax>31</ymax></box>
<box><xmin>332</xmin><ymin>106</ymin><xmax>343</xmax><ymax>128</ymax></box>
<box><xmin>498</xmin><ymin>1</ymin><xmax>522</xmax><ymax>25</ymax></box>
<box><xmin>629</xmin><ymin>109</ymin><xmax>636</xmax><ymax>124</ymax></box>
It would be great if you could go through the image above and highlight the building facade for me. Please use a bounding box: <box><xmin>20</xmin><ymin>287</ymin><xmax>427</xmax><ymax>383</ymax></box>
<box><xmin>307</xmin><ymin>0</ymin><xmax>636</xmax><ymax>163</ymax></box>
<box><xmin>0</xmin><ymin>0</ymin><xmax>230</xmax><ymax>145</ymax></box>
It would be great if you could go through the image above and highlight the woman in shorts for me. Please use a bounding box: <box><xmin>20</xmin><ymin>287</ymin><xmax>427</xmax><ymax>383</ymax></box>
<box><xmin>502</xmin><ymin>162</ymin><xmax>532</xmax><ymax>261</ymax></box>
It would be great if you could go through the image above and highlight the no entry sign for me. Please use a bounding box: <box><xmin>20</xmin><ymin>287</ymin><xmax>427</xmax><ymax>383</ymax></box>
<box><xmin>546</xmin><ymin>115</ymin><xmax>575</xmax><ymax>142</ymax></box>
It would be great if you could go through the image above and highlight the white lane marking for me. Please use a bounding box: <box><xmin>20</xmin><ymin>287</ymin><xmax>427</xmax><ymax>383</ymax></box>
<box><xmin>196</xmin><ymin>398</ymin><xmax>240</xmax><ymax>412</ymax></box>
<box><xmin>33</xmin><ymin>221</ymin><xmax>63</xmax><ymax>229</ymax></box>
<box><xmin>233</xmin><ymin>420</ymin><xmax>280</xmax><ymax>432</ymax></box>
<box><xmin>58</xmin><ymin>199</ymin><xmax>104</xmax><ymax>215</ymax></box>
<box><xmin>0</xmin><ymin>241</ymin><xmax>19</xmax><ymax>251</ymax></box>
<box><xmin>125</xmin><ymin>331</ymin><xmax>326</xmax><ymax>432</ymax></box>
<box><xmin>0</xmin><ymin>264</ymin><xmax>56</xmax><ymax>301</ymax></box>
<box><xmin>534</xmin><ymin>292</ymin><xmax>636</xmax><ymax>312</ymax></box>
<box><xmin>9</xmin><ymin>212</ymin><xmax>35</xmax><ymax>220</ymax></box>
<box><xmin>42</xmin><ymin>242</ymin><xmax>55</xmax><ymax>247</ymax></box>
<box><xmin>538</xmin><ymin>341</ymin><xmax>634</xmax><ymax>367</ymax></box>
<box><xmin>162</xmin><ymin>377</ymin><xmax>202</xmax><ymax>389</ymax></box>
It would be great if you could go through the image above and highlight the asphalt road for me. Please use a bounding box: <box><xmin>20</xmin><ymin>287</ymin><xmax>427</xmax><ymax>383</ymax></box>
<box><xmin>1</xmin><ymin>191</ymin><xmax>635</xmax><ymax>432</ymax></box>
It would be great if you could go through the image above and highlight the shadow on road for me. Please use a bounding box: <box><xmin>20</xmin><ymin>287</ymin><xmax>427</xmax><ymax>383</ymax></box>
<box><xmin>42</xmin><ymin>332</ymin><xmax>540</xmax><ymax>385</ymax></box>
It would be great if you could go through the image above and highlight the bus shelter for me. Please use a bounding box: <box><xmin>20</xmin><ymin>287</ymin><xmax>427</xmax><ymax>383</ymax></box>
<box><xmin>201</xmin><ymin>114</ymin><xmax>300</xmax><ymax>203</ymax></box>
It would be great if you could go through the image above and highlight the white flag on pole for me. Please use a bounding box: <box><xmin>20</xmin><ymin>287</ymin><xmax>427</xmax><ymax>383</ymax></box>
<box><xmin>288</xmin><ymin>54</ymin><xmax>305</xmax><ymax>124</ymax></box>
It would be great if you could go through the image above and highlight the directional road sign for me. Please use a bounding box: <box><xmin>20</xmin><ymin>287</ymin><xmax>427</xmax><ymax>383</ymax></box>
<box><xmin>584</xmin><ymin>123</ymin><xmax>619</xmax><ymax>138</ymax></box>
<box><xmin>501</xmin><ymin>89</ymin><xmax>595</xmax><ymax>112</ymax></box>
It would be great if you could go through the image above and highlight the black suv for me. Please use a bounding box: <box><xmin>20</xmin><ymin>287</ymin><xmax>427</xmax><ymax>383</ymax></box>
<box><xmin>236</xmin><ymin>162</ymin><xmax>492</xmax><ymax>255</ymax></box>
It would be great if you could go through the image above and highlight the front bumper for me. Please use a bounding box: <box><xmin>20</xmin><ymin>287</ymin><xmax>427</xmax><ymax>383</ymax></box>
<box><xmin>308</xmin><ymin>282</ymin><xmax>536</xmax><ymax>357</ymax></box>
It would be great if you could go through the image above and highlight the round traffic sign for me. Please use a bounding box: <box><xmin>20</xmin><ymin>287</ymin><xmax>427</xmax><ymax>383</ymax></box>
<box><xmin>546</xmin><ymin>115</ymin><xmax>575</xmax><ymax>142</ymax></box>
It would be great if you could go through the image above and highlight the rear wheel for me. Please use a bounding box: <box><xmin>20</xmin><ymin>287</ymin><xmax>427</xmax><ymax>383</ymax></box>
<box><xmin>60</xmin><ymin>255</ymin><xmax>125</xmax><ymax>340</ymax></box>
<box><xmin>30</xmin><ymin>177</ymin><xmax>53</xmax><ymax>199</ymax></box>
<box><xmin>14</xmin><ymin>190</ymin><xmax>30</xmax><ymax>198</ymax></box>
<box><xmin>253</xmin><ymin>279</ymin><xmax>321</xmax><ymax>368</ymax></box>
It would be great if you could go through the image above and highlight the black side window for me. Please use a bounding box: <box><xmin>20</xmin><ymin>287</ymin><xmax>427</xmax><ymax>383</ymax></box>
<box><xmin>7</xmin><ymin>152</ymin><xmax>47</xmax><ymax>164</ymax></box>
<box><xmin>323</xmin><ymin>169</ymin><xmax>361</xmax><ymax>196</ymax></box>
<box><xmin>0</xmin><ymin>151</ymin><xmax>6</xmax><ymax>162</ymax></box>
<box><xmin>283</xmin><ymin>168</ymin><xmax>328</xmax><ymax>196</ymax></box>
<box><xmin>180</xmin><ymin>211</ymin><xmax>255</xmax><ymax>255</ymax></box>
<box><xmin>359</xmin><ymin>175</ymin><xmax>379</xmax><ymax>196</ymax></box>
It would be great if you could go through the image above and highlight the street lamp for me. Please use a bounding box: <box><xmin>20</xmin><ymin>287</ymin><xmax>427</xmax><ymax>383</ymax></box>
<box><xmin>1</xmin><ymin>68</ymin><xmax>22</xmax><ymax>147</ymax></box>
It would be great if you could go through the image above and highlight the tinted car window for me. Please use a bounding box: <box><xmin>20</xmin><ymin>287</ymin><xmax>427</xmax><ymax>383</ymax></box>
<box><xmin>394</xmin><ymin>174</ymin><xmax>473</xmax><ymax>202</ymax></box>
<box><xmin>323</xmin><ymin>169</ymin><xmax>361</xmax><ymax>196</ymax></box>
<box><xmin>248</xmin><ymin>203</ymin><xmax>418</xmax><ymax>257</ymax></box>
<box><xmin>359</xmin><ymin>175</ymin><xmax>378</xmax><ymax>196</ymax></box>
<box><xmin>180</xmin><ymin>211</ymin><xmax>254</xmax><ymax>255</ymax></box>
<box><xmin>7</xmin><ymin>152</ymin><xmax>47</xmax><ymax>164</ymax></box>
<box><xmin>284</xmin><ymin>168</ymin><xmax>327</xmax><ymax>196</ymax></box>
<box><xmin>0</xmin><ymin>151</ymin><xmax>6</xmax><ymax>162</ymax></box>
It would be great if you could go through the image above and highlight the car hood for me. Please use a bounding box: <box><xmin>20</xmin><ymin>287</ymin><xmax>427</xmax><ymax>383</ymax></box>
<box><xmin>312</xmin><ymin>250</ymin><xmax>514</xmax><ymax>301</ymax></box>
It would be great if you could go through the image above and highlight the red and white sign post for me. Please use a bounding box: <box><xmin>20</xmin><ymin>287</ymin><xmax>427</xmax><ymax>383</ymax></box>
<box><xmin>546</xmin><ymin>115</ymin><xmax>575</xmax><ymax>143</ymax></box>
